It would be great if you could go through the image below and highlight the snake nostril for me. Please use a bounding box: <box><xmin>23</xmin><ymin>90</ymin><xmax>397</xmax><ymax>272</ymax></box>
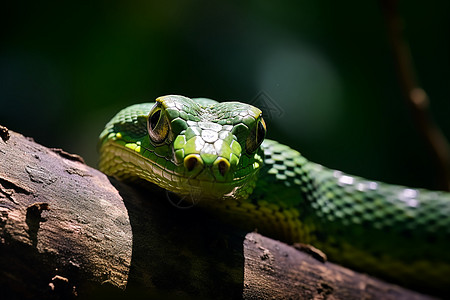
<box><xmin>217</xmin><ymin>159</ymin><xmax>230</xmax><ymax>176</ymax></box>
<box><xmin>184</xmin><ymin>155</ymin><xmax>200</xmax><ymax>172</ymax></box>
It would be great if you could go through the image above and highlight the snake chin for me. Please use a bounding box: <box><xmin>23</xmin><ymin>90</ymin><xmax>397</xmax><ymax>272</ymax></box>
<box><xmin>162</xmin><ymin>171</ymin><xmax>259</xmax><ymax>203</ymax></box>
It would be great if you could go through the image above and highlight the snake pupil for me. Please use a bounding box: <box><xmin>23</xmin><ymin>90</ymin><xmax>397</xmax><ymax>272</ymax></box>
<box><xmin>150</xmin><ymin>109</ymin><xmax>161</xmax><ymax>130</ymax></box>
<box><xmin>245</xmin><ymin>118</ymin><xmax>266</xmax><ymax>154</ymax></box>
<box><xmin>257</xmin><ymin>120</ymin><xmax>266</xmax><ymax>144</ymax></box>
<box><xmin>147</xmin><ymin>105</ymin><xmax>170</xmax><ymax>144</ymax></box>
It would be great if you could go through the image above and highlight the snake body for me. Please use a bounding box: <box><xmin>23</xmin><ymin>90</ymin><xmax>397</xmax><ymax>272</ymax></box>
<box><xmin>99</xmin><ymin>95</ymin><xmax>450</xmax><ymax>295</ymax></box>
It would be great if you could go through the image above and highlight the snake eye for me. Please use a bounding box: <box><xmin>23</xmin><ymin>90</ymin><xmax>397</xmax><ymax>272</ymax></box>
<box><xmin>246</xmin><ymin>117</ymin><xmax>266</xmax><ymax>153</ymax></box>
<box><xmin>148</xmin><ymin>104</ymin><xmax>169</xmax><ymax>144</ymax></box>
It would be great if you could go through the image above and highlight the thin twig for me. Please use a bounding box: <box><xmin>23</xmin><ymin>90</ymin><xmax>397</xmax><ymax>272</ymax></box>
<box><xmin>379</xmin><ymin>0</ymin><xmax>450</xmax><ymax>191</ymax></box>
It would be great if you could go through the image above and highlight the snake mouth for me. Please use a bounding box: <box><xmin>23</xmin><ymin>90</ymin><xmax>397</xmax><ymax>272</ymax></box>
<box><xmin>158</xmin><ymin>165</ymin><xmax>259</xmax><ymax>201</ymax></box>
<box><xmin>105</xmin><ymin>140</ymin><xmax>257</xmax><ymax>200</ymax></box>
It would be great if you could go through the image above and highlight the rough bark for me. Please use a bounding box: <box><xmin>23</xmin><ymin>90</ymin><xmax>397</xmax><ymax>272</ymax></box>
<box><xmin>0</xmin><ymin>127</ymin><xmax>436</xmax><ymax>299</ymax></box>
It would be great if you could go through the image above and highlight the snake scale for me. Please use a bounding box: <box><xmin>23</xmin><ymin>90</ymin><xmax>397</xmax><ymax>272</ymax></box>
<box><xmin>98</xmin><ymin>95</ymin><xmax>450</xmax><ymax>295</ymax></box>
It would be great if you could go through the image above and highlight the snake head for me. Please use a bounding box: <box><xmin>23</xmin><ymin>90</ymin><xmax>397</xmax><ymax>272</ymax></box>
<box><xmin>143</xmin><ymin>95</ymin><xmax>266</xmax><ymax>200</ymax></box>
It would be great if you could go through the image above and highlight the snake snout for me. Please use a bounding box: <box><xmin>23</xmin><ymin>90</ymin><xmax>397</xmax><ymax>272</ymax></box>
<box><xmin>183</xmin><ymin>153</ymin><xmax>232</xmax><ymax>181</ymax></box>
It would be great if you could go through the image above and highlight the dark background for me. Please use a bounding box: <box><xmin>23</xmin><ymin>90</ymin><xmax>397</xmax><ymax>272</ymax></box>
<box><xmin>1</xmin><ymin>1</ymin><xmax>449</xmax><ymax>190</ymax></box>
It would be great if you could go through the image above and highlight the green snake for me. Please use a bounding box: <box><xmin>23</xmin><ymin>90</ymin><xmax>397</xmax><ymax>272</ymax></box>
<box><xmin>98</xmin><ymin>95</ymin><xmax>450</xmax><ymax>295</ymax></box>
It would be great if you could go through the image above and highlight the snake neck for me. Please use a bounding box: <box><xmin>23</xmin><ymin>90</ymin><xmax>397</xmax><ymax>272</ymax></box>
<box><xmin>198</xmin><ymin>139</ymin><xmax>318</xmax><ymax>244</ymax></box>
<box><xmin>258</xmin><ymin>139</ymin><xmax>318</xmax><ymax>204</ymax></box>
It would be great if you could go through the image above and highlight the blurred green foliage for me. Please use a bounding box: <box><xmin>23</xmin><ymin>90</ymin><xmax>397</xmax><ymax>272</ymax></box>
<box><xmin>1</xmin><ymin>1</ymin><xmax>449</xmax><ymax>190</ymax></box>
